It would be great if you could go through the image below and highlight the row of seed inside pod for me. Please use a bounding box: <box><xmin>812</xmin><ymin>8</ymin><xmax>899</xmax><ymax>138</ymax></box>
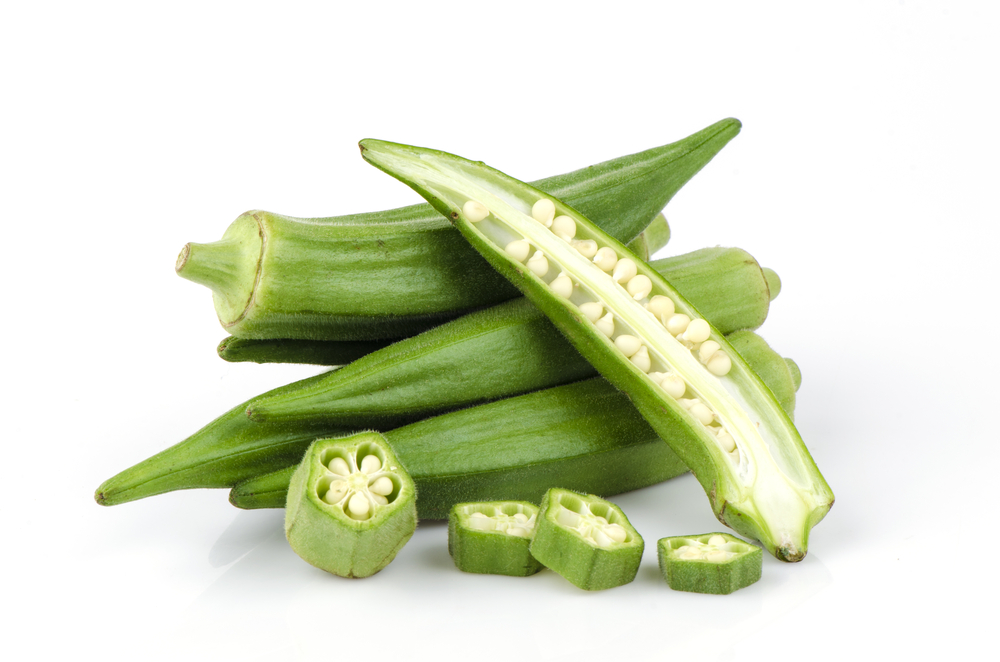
<box><xmin>464</xmin><ymin>197</ymin><xmax>741</xmax><ymax>463</ymax></box>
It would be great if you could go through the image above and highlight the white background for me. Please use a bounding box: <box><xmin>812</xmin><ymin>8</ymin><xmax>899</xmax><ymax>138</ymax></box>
<box><xmin>2</xmin><ymin>1</ymin><xmax>997</xmax><ymax>659</ymax></box>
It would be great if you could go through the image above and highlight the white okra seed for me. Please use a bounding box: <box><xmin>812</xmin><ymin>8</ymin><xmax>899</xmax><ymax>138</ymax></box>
<box><xmin>572</xmin><ymin>239</ymin><xmax>599</xmax><ymax>258</ymax></box>
<box><xmin>370</xmin><ymin>476</ymin><xmax>394</xmax><ymax>495</ymax></box>
<box><xmin>613</xmin><ymin>334</ymin><xmax>642</xmax><ymax>357</ymax></box>
<box><xmin>324</xmin><ymin>481</ymin><xmax>348</xmax><ymax>504</ymax></box>
<box><xmin>371</xmin><ymin>494</ymin><xmax>389</xmax><ymax>506</ymax></box>
<box><xmin>556</xmin><ymin>507</ymin><xmax>581</xmax><ymax>528</ymax></box>
<box><xmin>463</xmin><ymin>200</ymin><xmax>490</xmax><ymax>222</ymax></box>
<box><xmin>606</xmin><ymin>524</ymin><xmax>628</xmax><ymax>543</ymax></box>
<box><xmin>678</xmin><ymin>398</ymin><xmax>697</xmax><ymax>410</ymax></box>
<box><xmin>647</xmin><ymin>295</ymin><xmax>675</xmax><ymax>320</ymax></box>
<box><xmin>579</xmin><ymin>301</ymin><xmax>604</xmax><ymax>322</ymax></box>
<box><xmin>551</xmin><ymin>215</ymin><xmax>576</xmax><ymax>240</ymax></box>
<box><xmin>626</xmin><ymin>274</ymin><xmax>652</xmax><ymax>300</ymax></box>
<box><xmin>683</xmin><ymin>318</ymin><xmax>711</xmax><ymax>343</ymax></box>
<box><xmin>666</xmin><ymin>313</ymin><xmax>691</xmax><ymax>336</ymax></box>
<box><xmin>592</xmin><ymin>529</ymin><xmax>612</xmax><ymax>548</ymax></box>
<box><xmin>612</xmin><ymin>258</ymin><xmax>637</xmax><ymax>283</ymax></box>
<box><xmin>531</xmin><ymin>198</ymin><xmax>556</xmax><ymax>226</ymax></box>
<box><xmin>593</xmin><ymin>247</ymin><xmax>618</xmax><ymax>272</ymax></box>
<box><xmin>508</xmin><ymin>526</ymin><xmax>530</xmax><ymax>538</ymax></box>
<box><xmin>707</xmin><ymin>550</ymin><xmax>730</xmax><ymax>563</ymax></box>
<box><xmin>360</xmin><ymin>455</ymin><xmax>382</xmax><ymax>474</ymax></box>
<box><xmin>328</xmin><ymin>457</ymin><xmax>351</xmax><ymax>476</ymax></box>
<box><xmin>526</xmin><ymin>250</ymin><xmax>549</xmax><ymax>277</ymax></box>
<box><xmin>504</xmin><ymin>239</ymin><xmax>531</xmax><ymax>262</ymax></box>
<box><xmin>690</xmin><ymin>402</ymin><xmax>714</xmax><ymax>425</ymax></box>
<box><xmin>348</xmin><ymin>493</ymin><xmax>370</xmax><ymax>518</ymax></box>
<box><xmin>551</xmin><ymin>272</ymin><xmax>574</xmax><ymax>298</ymax></box>
<box><xmin>707</xmin><ymin>352</ymin><xmax>732</xmax><ymax>376</ymax></box>
<box><xmin>513</xmin><ymin>513</ymin><xmax>528</xmax><ymax>523</ymax></box>
<box><xmin>647</xmin><ymin>371</ymin><xmax>666</xmax><ymax>385</ymax></box>
<box><xmin>467</xmin><ymin>514</ymin><xmax>494</xmax><ymax>531</ymax></box>
<box><xmin>708</xmin><ymin>535</ymin><xmax>727</xmax><ymax>547</ymax></box>
<box><xmin>595</xmin><ymin>313</ymin><xmax>615</xmax><ymax>337</ymax></box>
<box><xmin>698</xmin><ymin>340</ymin><xmax>722</xmax><ymax>363</ymax></box>
<box><xmin>629</xmin><ymin>346</ymin><xmax>651</xmax><ymax>372</ymax></box>
<box><xmin>661</xmin><ymin>374</ymin><xmax>686</xmax><ymax>399</ymax></box>
<box><xmin>717</xmin><ymin>431</ymin><xmax>737</xmax><ymax>453</ymax></box>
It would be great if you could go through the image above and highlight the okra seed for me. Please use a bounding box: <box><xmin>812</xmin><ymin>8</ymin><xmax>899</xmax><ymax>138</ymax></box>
<box><xmin>683</xmin><ymin>319</ymin><xmax>711</xmax><ymax>343</ymax></box>
<box><xmin>513</xmin><ymin>513</ymin><xmax>528</xmax><ymax>523</ymax></box>
<box><xmin>612</xmin><ymin>258</ymin><xmax>637</xmax><ymax>284</ymax></box>
<box><xmin>593</xmin><ymin>247</ymin><xmax>618</xmax><ymax>271</ymax></box>
<box><xmin>592</xmin><ymin>529</ymin><xmax>612</xmax><ymax>548</ymax></box>
<box><xmin>698</xmin><ymin>340</ymin><xmax>721</xmax><ymax>363</ymax></box>
<box><xmin>626</xmin><ymin>274</ymin><xmax>652</xmax><ymax>300</ymax></box>
<box><xmin>606</xmin><ymin>525</ymin><xmax>628</xmax><ymax>543</ymax></box>
<box><xmin>552</xmin><ymin>215</ymin><xmax>576</xmax><ymax>240</ymax></box>
<box><xmin>348</xmin><ymin>493</ymin><xmax>370</xmax><ymax>518</ymax></box>
<box><xmin>630</xmin><ymin>346</ymin><xmax>651</xmax><ymax>372</ymax></box>
<box><xmin>371</xmin><ymin>494</ymin><xmax>389</xmax><ymax>507</ymax></box>
<box><xmin>614</xmin><ymin>334</ymin><xmax>642</xmax><ymax>357</ymax></box>
<box><xmin>360</xmin><ymin>455</ymin><xmax>382</xmax><ymax>474</ymax></box>
<box><xmin>463</xmin><ymin>200</ymin><xmax>490</xmax><ymax>222</ymax></box>
<box><xmin>328</xmin><ymin>457</ymin><xmax>351</xmax><ymax>476</ymax></box>
<box><xmin>717</xmin><ymin>431</ymin><xmax>737</xmax><ymax>453</ymax></box>
<box><xmin>324</xmin><ymin>481</ymin><xmax>348</xmax><ymax>504</ymax></box>
<box><xmin>666</xmin><ymin>313</ymin><xmax>691</xmax><ymax>336</ymax></box>
<box><xmin>551</xmin><ymin>272</ymin><xmax>574</xmax><ymax>298</ymax></box>
<box><xmin>678</xmin><ymin>398</ymin><xmax>697</xmax><ymax>410</ymax></box>
<box><xmin>707</xmin><ymin>550</ymin><xmax>729</xmax><ymax>563</ymax></box>
<box><xmin>532</xmin><ymin>198</ymin><xmax>556</xmax><ymax>226</ymax></box>
<box><xmin>661</xmin><ymin>374</ymin><xmax>686</xmax><ymax>399</ymax></box>
<box><xmin>504</xmin><ymin>239</ymin><xmax>531</xmax><ymax>262</ymax></box>
<box><xmin>370</xmin><ymin>476</ymin><xmax>394</xmax><ymax>496</ymax></box>
<box><xmin>690</xmin><ymin>403</ymin><xmax>714</xmax><ymax>425</ymax></box>
<box><xmin>556</xmin><ymin>507</ymin><xmax>581</xmax><ymax>528</ymax></box>
<box><xmin>572</xmin><ymin>239</ymin><xmax>599</xmax><ymax>258</ymax></box>
<box><xmin>595</xmin><ymin>313</ymin><xmax>615</xmax><ymax>337</ymax></box>
<box><xmin>708</xmin><ymin>535</ymin><xmax>727</xmax><ymax>547</ymax></box>
<box><xmin>647</xmin><ymin>295</ymin><xmax>675</xmax><ymax>320</ymax></box>
<box><xmin>526</xmin><ymin>250</ymin><xmax>549</xmax><ymax>277</ymax></box>
<box><xmin>707</xmin><ymin>352</ymin><xmax>732</xmax><ymax>376</ymax></box>
<box><xmin>579</xmin><ymin>301</ymin><xmax>604</xmax><ymax>322</ymax></box>
<box><xmin>468</xmin><ymin>513</ymin><xmax>494</xmax><ymax>531</ymax></box>
<box><xmin>648</xmin><ymin>371</ymin><xmax>666</xmax><ymax>385</ymax></box>
<box><xmin>508</xmin><ymin>526</ymin><xmax>530</xmax><ymax>538</ymax></box>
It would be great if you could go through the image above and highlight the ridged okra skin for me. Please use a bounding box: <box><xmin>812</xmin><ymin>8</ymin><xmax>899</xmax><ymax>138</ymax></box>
<box><xmin>220</xmin><ymin>245</ymin><xmax>775</xmax><ymax>366</ymax></box>
<box><xmin>176</xmin><ymin>120</ymin><xmax>740</xmax><ymax>341</ymax></box>
<box><xmin>285</xmin><ymin>432</ymin><xmax>416</xmax><ymax>577</ymax></box>
<box><xmin>448</xmin><ymin>502</ymin><xmax>543</xmax><ymax>576</ymax></box>
<box><xmin>247</xmin><ymin>248</ymin><xmax>777</xmax><ymax>424</ymax></box>
<box><xmin>530</xmin><ymin>488</ymin><xmax>644</xmax><ymax>590</ymax></box>
<box><xmin>657</xmin><ymin>533</ymin><xmax>762</xmax><ymax>594</ymax></box>
<box><xmin>360</xmin><ymin>140</ymin><xmax>834</xmax><ymax>562</ymax></box>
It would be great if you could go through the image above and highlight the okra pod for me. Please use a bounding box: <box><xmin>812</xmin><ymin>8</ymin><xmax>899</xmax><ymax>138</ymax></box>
<box><xmin>177</xmin><ymin>120</ymin><xmax>739</xmax><ymax>341</ymax></box>
<box><xmin>361</xmin><ymin>140</ymin><xmax>834</xmax><ymax>561</ymax></box>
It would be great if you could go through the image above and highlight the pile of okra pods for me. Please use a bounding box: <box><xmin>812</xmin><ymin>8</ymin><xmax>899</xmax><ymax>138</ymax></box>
<box><xmin>96</xmin><ymin>119</ymin><xmax>833</xmax><ymax>593</ymax></box>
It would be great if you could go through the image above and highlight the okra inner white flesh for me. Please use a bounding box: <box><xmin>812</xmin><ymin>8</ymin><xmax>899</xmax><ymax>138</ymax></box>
<box><xmin>552</xmin><ymin>492</ymin><xmax>631</xmax><ymax>548</ymax></box>
<box><xmin>316</xmin><ymin>444</ymin><xmax>401</xmax><ymax>521</ymax></box>
<box><xmin>458</xmin><ymin>503</ymin><xmax>538</xmax><ymax>538</ymax></box>
<box><xmin>362</xmin><ymin>143</ymin><xmax>833</xmax><ymax>560</ymax></box>
<box><xmin>670</xmin><ymin>535</ymin><xmax>749</xmax><ymax>563</ymax></box>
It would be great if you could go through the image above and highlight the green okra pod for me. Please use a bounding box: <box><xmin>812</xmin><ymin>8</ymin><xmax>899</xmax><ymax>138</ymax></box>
<box><xmin>177</xmin><ymin>120</ymin><xmax>739</xmax><ymax>341</ymax></box>
<box><xmin>360</xmin><ymin>139</ymin><xmax>834</xmax><ymax>561</ymax></box>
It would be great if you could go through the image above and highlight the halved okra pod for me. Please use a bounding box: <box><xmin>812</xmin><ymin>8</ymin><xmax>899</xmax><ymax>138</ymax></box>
<box><xmin>657</xmin><ymin>533</ymin><xmax>762</xmax><ymax>594</ymax></box>
<box><xmin>448</xmin><ymin>501</ymin><xmax>544</xmax><ymax>576</ymax></box>
<box><xmin>177</xmin><ymin>120</ymin><xmax>739</xmax><ymax>341</ymax></box>
<box><xmin>530</xmin><ymin>488</ymin><xmax>643</xmax><ymax>590</ymax></box>
<box><xmin>285</xmin><ymin>431</ymin><xmax>416</xmax><ymax>578</ymax></box>
<box><xmin>361</xmin><ymin>140</ymin><xmax>834</xmax><ymax>562</ymax></box>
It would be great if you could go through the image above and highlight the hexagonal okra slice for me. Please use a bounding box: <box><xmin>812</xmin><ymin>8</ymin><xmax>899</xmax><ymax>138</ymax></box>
<box><xmin>448</xmin><ymin>501</ymin><xmax>544</xmax><ymax>577</ymax></box>
<box><xmin>529</xmin><ymin>488</ymin><xmax>643</xmax><ymax>590</ymax></box>
<box><xmin>657</xmin><ymin>532</ymin><xmax>762</xmax><ymax>594</ymax></box>
<box><xmin>284</xmin><ymin>431</ymin><xmax>416</xmax><ymax>578</ymax></box>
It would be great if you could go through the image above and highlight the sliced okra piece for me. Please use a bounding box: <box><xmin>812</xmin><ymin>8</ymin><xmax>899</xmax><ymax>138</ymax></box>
<box><xmin>657</xmin><ymin>532</ymin><xmax>762</xmax><ymax>594</ymax></box>
<box><xmin>361</xmin><ymin>140</ymin><xmax>834</xmax><ymax>562</ymax></box>
<box><xmin>284</xmin><ymin>431</ymin><xmax>416</xmax><ymax>578</ymax></box>
<box><xmin>529</xmin><ymin>488</ymin><xmax>643</xmax><ymax>590</ymax></box>
<box><xmin>448</xmin><ymin>501</ymin><xmax>544</xmax><ymax>576</ymax></box>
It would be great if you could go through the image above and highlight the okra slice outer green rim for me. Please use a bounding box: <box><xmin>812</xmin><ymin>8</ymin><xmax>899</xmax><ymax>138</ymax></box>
<box><xmin>448</xmin><ymin>501</ymin><xmax>544</xmax><ymax>576</ymax></box>
<box><xmin>657</xmin><ymin>532</ymin><xmax>763</xmax><ymax>594</ymax></box>
<box><xmin>359</xmin><ymin>140</ymin><xmax>834</xmax><ymax>562</ymax></box>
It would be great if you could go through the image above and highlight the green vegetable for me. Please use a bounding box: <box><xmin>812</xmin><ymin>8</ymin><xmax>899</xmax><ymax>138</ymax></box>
<box><xmin>285</xmin><ymin>431</ymin><xmax>416</xmax><ymax>578</ymax></box>
<box><xmin>176</xmin><ymin>120</ymin><xmax>739</xmax><ymax>341</ymax></box>
<box><xmin>360</xmin><ymin>139</ymin><xmax>834</xmax><ymax>561</ymax></box>
<box><xmin>529</xmin><ymin>488</ymin><xmax>643</xmax><ymax>590</ymax></box>
<box><xmin>657</xmin><ymin>533</ymin><xmax>762</xmax><ymax>594</ymax></box>
<box><xmin>448</xmin><ymin>501</ymin><xmax>543</xmax><ymax>576</ymax></box>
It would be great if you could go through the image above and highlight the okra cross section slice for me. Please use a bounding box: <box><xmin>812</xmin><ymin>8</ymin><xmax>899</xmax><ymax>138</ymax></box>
<box><xmin>284</xmin><ymin>431</ymin><xmax>416</xmax><ymax>578</ymax></box>
<box><xmin>529</xmin><ymin>488</ymin><xmax>643</xmax><ymax>590</ymax></box>
<box><xmin>448</xmin><ymin>501</ymin><xmax>544</xmax><ymax>577</ymax></box>
<box><xmin>360</xmin><ymin>139</ymin><xmax>834</xmax><ymax>562</ymax></box>
<box><xmin>657</xmin><ymin>533</ymin><xmax>762</xmax><ymax>594</ymax></box>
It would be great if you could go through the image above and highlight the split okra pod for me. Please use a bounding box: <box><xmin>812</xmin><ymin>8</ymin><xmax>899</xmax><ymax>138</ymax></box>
<box><xmin>176</xmin><ymin>120</ymin><xmax>739</xmax><ymax>341</ymax></box>
<box><xmin>361</xmin><ymin>139</ymin><xmax>834</xmax><ymax>562</ymax></box>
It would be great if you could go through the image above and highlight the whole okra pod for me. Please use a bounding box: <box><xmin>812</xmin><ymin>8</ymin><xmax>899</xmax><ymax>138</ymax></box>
<box><xmin>176</xmin><ymin>120</ymin><xmax>739</xmax><ymax>341</ymax></box>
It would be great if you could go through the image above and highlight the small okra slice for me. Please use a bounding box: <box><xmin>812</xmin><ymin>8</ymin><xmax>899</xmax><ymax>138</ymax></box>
<box><xmin>529</xmin><ymin>488</ymin><xmax>643</xmax><ymax>590</ymax></box>
<box><xmin>448</xmin><ymin>501</ymin><xmax>544</xmax><ymax>577</ymax></box>
<box><xmin>360</xmin><ymin>140</ymin><xmax>834</xmax><ymax>562</ymax></box>
<box><xmin>284</xmin><ymin>431</ymin><xmax>416</xmax><ymax>578</ymax></box>
<box><xmin>657</xmin><ymin>533</ymin><xmax>762</xmax><ymax>594</ymax></box>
